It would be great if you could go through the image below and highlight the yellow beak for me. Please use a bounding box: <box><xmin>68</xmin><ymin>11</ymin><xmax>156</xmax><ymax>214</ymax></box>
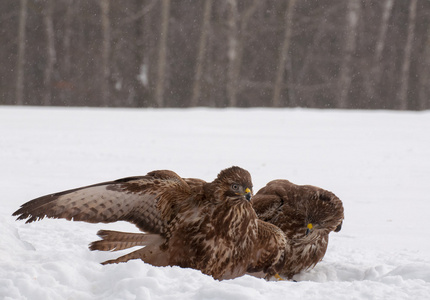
<box><xmin>306</xmin><ymin>223</ymin><xmax>313</xmax><ymax>236</ymax></box>
<box><xmin>245</xmin><ymin>188</ymin><xmax>252</xmax><ymax>201</ymax></box>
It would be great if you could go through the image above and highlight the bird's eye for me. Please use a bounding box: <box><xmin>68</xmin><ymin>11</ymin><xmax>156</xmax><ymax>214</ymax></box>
<box><xmin>231</xmin><ymin>184</ymin><xmax>239</xmax><ymax>191</ymax></box>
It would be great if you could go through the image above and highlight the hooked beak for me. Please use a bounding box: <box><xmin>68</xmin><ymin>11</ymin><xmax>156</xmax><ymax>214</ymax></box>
<box><xmin>245</xmin><ymin>188</ymin><xmax>252</xmax><ymax>201</ymax></box>
<box><xmin>334</xmin><ymin>221</ymin><xmax>343</xmax><ymax>232</ymax></box>
<box><xmin>305</xmin><ymin>223</ymin><xmax>313</xmax><ymax>236</ymax></box>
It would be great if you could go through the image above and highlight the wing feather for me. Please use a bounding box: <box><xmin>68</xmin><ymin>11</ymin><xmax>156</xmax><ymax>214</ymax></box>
<box><xmin>248</xmin><ymin>219</ymin><xmax>287</xmax><ymax>277</ymax></box>
<box><xmin>13</xmin><ymin>171</ymin><xmax>192</xmax><ymax>234</ymax></box>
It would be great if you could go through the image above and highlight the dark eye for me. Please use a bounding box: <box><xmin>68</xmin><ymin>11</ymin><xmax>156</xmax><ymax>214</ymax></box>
<box><xmin>231</xmin><ymin>184</ymin><xmax>239</xmax><ymax>191</ymax></box>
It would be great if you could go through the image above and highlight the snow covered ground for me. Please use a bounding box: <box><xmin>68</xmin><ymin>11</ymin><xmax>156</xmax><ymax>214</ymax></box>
<box><xmin>1</xmin><ymin>106</ymin><xmax>429</xmax><ymax>299</ymax></box>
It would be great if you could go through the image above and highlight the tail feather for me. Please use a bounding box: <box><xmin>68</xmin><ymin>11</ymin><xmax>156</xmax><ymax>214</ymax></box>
<box><xmin>89</xmin><ymin>229</ymin><xmax>169</xmax><ymax>266</ymax></box>
<box><xmin>89</xmin><ymin>230</ymin><xmax>158</xmax><ymax>251</ymax></box>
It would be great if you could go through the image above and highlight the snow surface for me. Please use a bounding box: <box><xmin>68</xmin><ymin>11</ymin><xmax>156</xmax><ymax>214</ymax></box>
<box><xmin>1</xmin><ymin>106</ymin><xmax>429</xmax><ymax>300</ymax></box>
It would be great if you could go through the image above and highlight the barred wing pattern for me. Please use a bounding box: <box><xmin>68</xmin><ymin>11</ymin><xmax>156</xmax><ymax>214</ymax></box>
<box><xmin>13</xmin><ymin>171</ymin><xmax>191</xmax><ymax>235</ymax></box>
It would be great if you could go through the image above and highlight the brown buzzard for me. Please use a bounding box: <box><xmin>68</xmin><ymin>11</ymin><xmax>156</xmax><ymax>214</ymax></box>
<box><xmin>252</xmin><ymin>179</ymin><xmax>344</xmax><ymax>279</ymax></box>
<box><xmin>13</xmin><ymin>166</ymin><xmax>286</xmax><ymax>280</ymax></box>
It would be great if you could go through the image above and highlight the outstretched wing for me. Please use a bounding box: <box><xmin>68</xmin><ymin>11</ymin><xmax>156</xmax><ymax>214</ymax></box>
<box><xmin>13</xmin><ymin>170</ymin><xmax>192</xmax><ymax>234</ymax></box>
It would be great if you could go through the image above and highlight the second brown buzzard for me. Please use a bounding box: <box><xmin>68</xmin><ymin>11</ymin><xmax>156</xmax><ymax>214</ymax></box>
<box><xmin>252</xmin><ymin>179</ymin><xmax>344</xmax><ymax>279</ymax></box>
<box><xmin>13</xmin><ymin>166</ymin><xmax>286</xmax><ymax>280</ymax></box>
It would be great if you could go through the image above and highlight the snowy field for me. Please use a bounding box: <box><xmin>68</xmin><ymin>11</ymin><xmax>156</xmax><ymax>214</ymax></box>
<box><xmin>1</xmin><ymin>106</ymin><xmax>429</xmax><ymax>300</ymax></box>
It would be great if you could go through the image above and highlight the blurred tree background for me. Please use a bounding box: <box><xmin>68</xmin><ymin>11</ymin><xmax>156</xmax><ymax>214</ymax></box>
<box><xmin>1</xmin><ymin>0</ymin><xmax>429</xmax><ymax>110</ymax></box>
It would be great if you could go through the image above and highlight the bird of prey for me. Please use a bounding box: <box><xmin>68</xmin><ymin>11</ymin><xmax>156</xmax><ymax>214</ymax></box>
<box><xmin>251</xmin><ymin>179</ymin><xmax>344</xmax><ymax>279</ymax></box>
<box><xmin>13</xmin><ymin>166</ymin><xmax>286</xmax><ymax>280</ymax></box>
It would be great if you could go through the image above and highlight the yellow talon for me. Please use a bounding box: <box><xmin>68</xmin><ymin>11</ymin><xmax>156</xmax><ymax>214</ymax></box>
<box><xmin>307</xmin><ymin>223</ymin><xmax>313</xmax><ymax>230</ymax></box>
<box><xmin>274</xmin><ymin>273</ymin><xmax>284</xmax><ymax>281</ymax></box>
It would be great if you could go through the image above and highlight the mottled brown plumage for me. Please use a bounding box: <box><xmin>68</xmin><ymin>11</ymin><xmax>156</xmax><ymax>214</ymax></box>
<box><xmin>13</xmin><ymin>166</ymin><xmax>286</xmax><ymax>280</ymax></box>
<box><xmin>252</xmin><ymin>179</ymin><xmax>344</xmax><ymax>279</ymax></box>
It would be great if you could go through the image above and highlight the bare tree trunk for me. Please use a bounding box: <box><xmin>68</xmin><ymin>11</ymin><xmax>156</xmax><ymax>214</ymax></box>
<box><xmin>365</xmin><ymin>0</ymin><xmax>393</xmax><ymax>100</ymax></box>
<box><xmin>132</xmin><ymin>0</ymin><xmax>156</xmax><ymax>107</ymax></box>
<box><xmin>100</xmin><ymin>0</ymin><xmax>111</xmax><ymax>106</ymax></box>
<box><xmin>59</xmin><ymin>2</ymin><xmax>74</xmax><ymax>105</ymax></box>
<box><xmin>142</xmin><ymin>1</ymin><xmax>158</xmax><ymax>107</ymax></box>
<box><xmin>419</xmin><ymin>25</ymin><xmax>430</xmax><ymax>111</ymax></box>
<box><xmin>63</xmin><ymin>3</ymin><xmax>73</xmax><ymax>79</ymax></box>
<box><xmin>190</xmin><ymin>0</ymin><xmax>213</xmax><ymax>107</ymax></box>
<box><xmin>155</xmin><ymin>0</ymin><xmax>170</xmax><ymax>107</ymax></box>
<box><xmin>337</xmin><ymin>0</ymin><xmax>360</xmax><ymax>109</ymax></box>
<box><xmin>374</xmin><ymin>0</ymin><xmax>394</xmax><ymax>67</ymax></box>
<box><xmin>398</xmin><ymin>0</ymin><xmax>417</xmax><ymax>110</ymax></box>
<box><xmin>43</xmin><ymin>0</ymin><xmax>56</xmax><ymax>106</ymax></box>
<box><xmin>226</xmin><ymin>0</ymin><xmax>239</xmax><ymax>107</ymax></box>
<box><xmin>226</xmin><ymin>0</ymin><xmax>260</xmax><ymax>107</ymax></box>
<box><xmin>272</xmin><ymin>0</ymin><xmax>297</xmax><ymax>107</ymax></box>
<box><xmin>15</xmin><ymin>0</ymin><xmax>27</xmax><ymax>105</ymax></box>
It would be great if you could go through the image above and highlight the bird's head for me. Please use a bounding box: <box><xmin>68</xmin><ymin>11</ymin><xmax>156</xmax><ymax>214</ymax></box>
<box><xmin>212</xmin><ymin>166</ymin><xmax>253</xmax><ymax>203</ymax></box>
<box><xmin>303</xmin><ymin>190</ymin><xmax>344</xmax><ymax>237</ymax></box>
